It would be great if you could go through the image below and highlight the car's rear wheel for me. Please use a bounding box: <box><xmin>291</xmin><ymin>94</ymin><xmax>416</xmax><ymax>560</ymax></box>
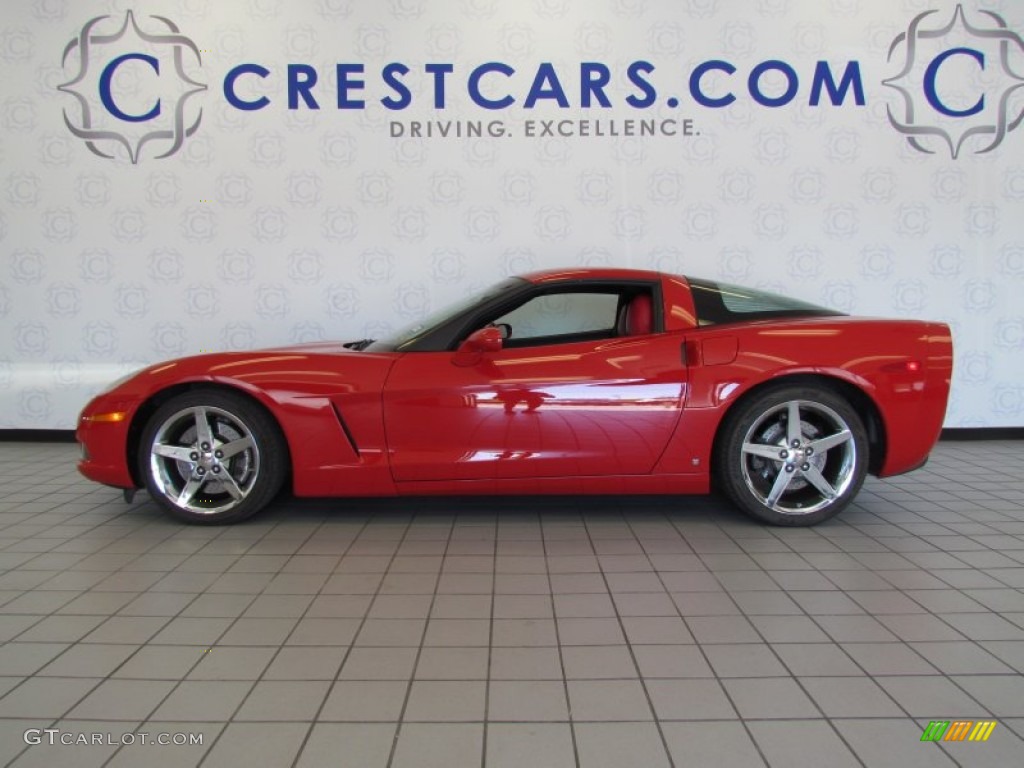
<box><xmin>139</xmin><ymin>390</ymin><xmax>286</xmax><ymax>524</ymax></box>
<box><xmin>716</xmin><ymin>385</ymin><xmax>868</xmax><ymax>526</ymax></box>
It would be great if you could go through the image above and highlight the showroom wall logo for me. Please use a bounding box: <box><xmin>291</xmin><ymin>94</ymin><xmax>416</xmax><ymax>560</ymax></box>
<box><xmin>55</xmin><ymin>6</ymin><xmax>1024</xmax><ymax>163</ymax></box>
<box><xmin>57</xmin><ymin>12</ymin><xmax>872</xmax><ymax>162</ymax></box>
<box><xmin>883</xmin><ymin>4</ymin><xmax>1024</xmax><ymax>159</ymax></box>
<box><xmin>57</xmin><ymin>11</ymin><xmax>207</xmax><ymax>164</ymax></box>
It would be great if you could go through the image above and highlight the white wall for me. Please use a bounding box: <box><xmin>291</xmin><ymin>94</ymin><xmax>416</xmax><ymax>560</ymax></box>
<box><xmin>1</xmin><ymin>0</ymin><xmax>1022</xmax><ymax>428</ymax></box>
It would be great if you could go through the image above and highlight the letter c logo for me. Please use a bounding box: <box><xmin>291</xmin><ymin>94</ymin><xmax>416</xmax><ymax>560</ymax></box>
<box><xmin>924</xmin><ymin>47</ymin><xmax>985</xmax><ymax>118</ymax></box>
<box><xmin>100</xmin><ymin>53</ymin><xmax>161</xmax><ymax>122</ymax></box>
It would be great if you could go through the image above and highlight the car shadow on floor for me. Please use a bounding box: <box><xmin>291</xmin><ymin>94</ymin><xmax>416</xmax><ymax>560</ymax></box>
<box><xmin>111</xmin><ymin>490</ymin><xmax>759</xmax><ymax>528</ymax></box>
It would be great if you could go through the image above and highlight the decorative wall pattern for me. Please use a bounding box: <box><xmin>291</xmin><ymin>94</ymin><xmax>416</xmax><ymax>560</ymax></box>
<box><xmin>1</xmin><ymin>0</ymin><xmax>1022</xmax><ymax>428</ymax></box>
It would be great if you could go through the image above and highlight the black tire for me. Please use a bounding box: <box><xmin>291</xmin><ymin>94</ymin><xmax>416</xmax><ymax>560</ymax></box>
<box><xmin>715</xmin><ymin>384</ymin><xmax>868</xmax><ymax>526</ymax></box>
<box><xmin>138</xmin><ymin>389</ymin><xmax>287</xmax><ymax>524</ymax></box>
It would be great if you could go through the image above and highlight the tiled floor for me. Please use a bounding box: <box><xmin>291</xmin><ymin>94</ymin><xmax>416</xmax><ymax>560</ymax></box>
<box><xmin>1</xmin><ymin>440</ymin><xmax>1023</xmax><ymax>767</ymax></box>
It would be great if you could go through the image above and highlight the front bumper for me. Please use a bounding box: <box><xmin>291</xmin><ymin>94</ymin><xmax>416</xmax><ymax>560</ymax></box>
<box><xmin>76</xmin><ymin>396</ymin><xmax>138</xmax><ymax>489</ymax></box>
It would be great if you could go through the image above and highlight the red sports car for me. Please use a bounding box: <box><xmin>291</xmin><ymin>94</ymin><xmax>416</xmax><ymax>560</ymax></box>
<box><xmin>76</xmin><ymin>268</ymin><xmax>953</xmax><ymax>526</ymax></box>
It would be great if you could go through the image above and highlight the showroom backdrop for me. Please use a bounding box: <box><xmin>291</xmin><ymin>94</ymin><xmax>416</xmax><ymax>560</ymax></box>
<box><xmin>1</xmin><ymin>0</ymin><xmax>1022</xmax><ymax>428</ymax></box>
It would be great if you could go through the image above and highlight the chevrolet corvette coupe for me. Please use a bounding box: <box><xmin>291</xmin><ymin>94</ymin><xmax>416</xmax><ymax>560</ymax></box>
<box><xmin>77</xmin><ymin>268</ymin><xmax>953</xmax><ymax>526</ymax></box>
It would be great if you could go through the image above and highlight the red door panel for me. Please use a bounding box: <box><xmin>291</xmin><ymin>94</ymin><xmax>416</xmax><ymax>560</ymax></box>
<box><xmin>383</xmin><ymin>335</ymin><xmax>687</xmax><ymax>482</ymax></box>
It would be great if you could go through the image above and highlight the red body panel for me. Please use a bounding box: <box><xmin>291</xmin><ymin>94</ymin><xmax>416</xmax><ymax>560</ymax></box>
<box><xmin>77</xmin><ymin>269</ymin><xmax>952</xmax><ymax>503</ymax></box>
<box><xmin>382</xmin><ymin>335</ymin><xmax>687</xmax><ymax>483</ymax></box>
<box><xmin>661</xmin><ymin>318</ymin><xmax>953</xmax><ymax>478</ymax></box>
<box><xmin>78</xmin><ymin>346</ymin><xmax>400</xmax><ymax>496</ymax></box>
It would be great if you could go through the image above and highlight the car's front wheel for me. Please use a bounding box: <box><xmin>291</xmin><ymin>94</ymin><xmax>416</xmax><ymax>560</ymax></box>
<box><xmin>716</xmin><ymin>385</ymin><xmax>868</xmax><ymax>526</ymax></box>
<box><xmin>139</xmin><ymin>390</ymin><xmax>286</xmax><ymax>524</ymax></box>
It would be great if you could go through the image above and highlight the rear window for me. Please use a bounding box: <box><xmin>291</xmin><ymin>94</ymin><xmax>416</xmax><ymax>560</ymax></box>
<box><xmin>688</xmin><ymin>279</ymin><xmax>843</xmax><ymax>326</ymax></box>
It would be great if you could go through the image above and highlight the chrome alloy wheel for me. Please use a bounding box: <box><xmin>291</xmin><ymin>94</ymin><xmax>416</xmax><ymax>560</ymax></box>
<box><xmin>149</xmin><ymin>405</ymin><xmax>260</xmax><ymax>515</ymax></box>
<box><xmin>739</xmin><ymin>399</ymin><xmax>857</xmax><ymax>516</ymax></box>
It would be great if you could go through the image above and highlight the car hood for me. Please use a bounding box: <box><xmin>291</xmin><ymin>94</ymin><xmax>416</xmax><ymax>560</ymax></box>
<box><xmin>102</xmin><ymin>341</ymin><xmax>389</xmax><ymax>398</ymax></box>
<box><xmin>261</xmin><ymin>341</ymin><xmax>366</xmax><ymax>355</ymax></box>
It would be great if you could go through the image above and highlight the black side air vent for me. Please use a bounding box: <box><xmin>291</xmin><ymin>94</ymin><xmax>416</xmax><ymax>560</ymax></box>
<box><xmin>330</xmin><ymin>402</ymin><xmax>360</xmax><ymax>457</ymax></box>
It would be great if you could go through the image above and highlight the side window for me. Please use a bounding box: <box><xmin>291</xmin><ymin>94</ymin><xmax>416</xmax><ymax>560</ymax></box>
<box><xmin>493</xmin><ymin>292</ymin><xmax>621</xmax><ymax>343</ymax></box>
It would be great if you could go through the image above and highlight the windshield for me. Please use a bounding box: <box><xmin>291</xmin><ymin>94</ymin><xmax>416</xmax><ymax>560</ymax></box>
<box><xmin>366</xmin><ymin>277</ymin><xmax>526</xmax><ymax>351</ymax></box>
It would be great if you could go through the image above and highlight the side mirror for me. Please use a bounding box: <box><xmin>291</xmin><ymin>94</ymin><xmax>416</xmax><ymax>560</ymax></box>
<box><xmin>459</xmin><ymin>326</ymin><xmax>504</xmax><ymax>354</ymax></box>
